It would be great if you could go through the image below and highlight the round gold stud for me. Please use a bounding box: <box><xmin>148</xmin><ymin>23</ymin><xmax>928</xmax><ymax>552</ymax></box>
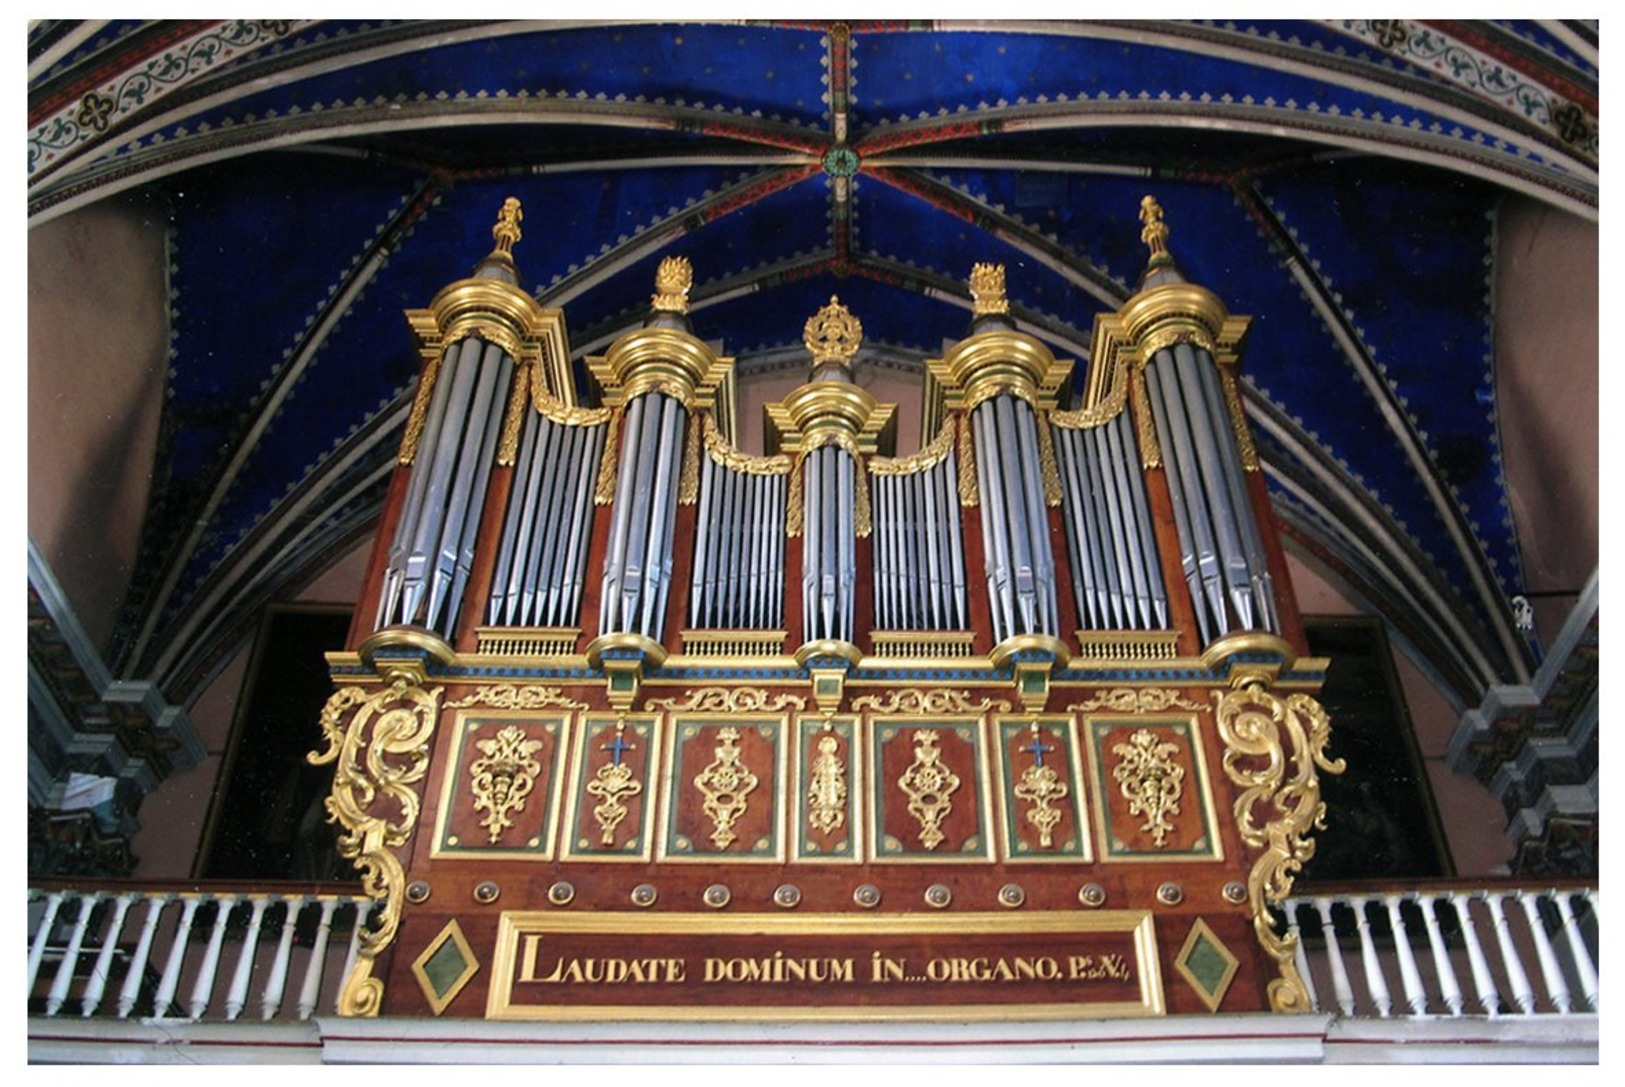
<box><xmin>1222</xmin><ymin>881</ymin><xmax>1247</xmax><ymax>905</ymax></box>
<box><xmin>774</xmin><ymin>884</ymin><xmax>802</xmax><ymax>909</ymax></box>
<box><xmin>997</xmin><ymin>883</ymin><xmax>1025</xmax><ymax>909</ymax></box>
<box><xmin>472</xmin><ymin>880</ymin><xmax>500</xmax><ymax>904</ymax></box>
<box><xmin>924</xmin><ymin>883</ymin><xmax>952</xmax><ymax>909</ymax></box>
<box><xmin>630</xmin><ymin>883</ymin><xmax>658</xmax><ymax>908</ymax></box>
<box><xmin>853</xmin><ymin>883</ymin><xmax>881</xmax><ymax>908</ymax></box>
<box><xmin>547</xmin><ymin>881</ymin><xmax>576</xmax><ymax>907</ymax></box>
<box><xmin>1156</xmin><ymin>882</ymin><xmax>1184</xmax><ymax>906</ymax></box>
<box><xmin>1078</xmin><ymin>883</ymin><xmax>1107</xmax><ymax>908</ymax></box>
<box><xmin>703</xmin><ymin>884</ymin><xmax>731</xmax><ymax>909</ymax></box>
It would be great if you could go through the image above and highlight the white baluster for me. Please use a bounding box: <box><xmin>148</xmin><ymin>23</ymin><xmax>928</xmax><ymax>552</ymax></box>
<box><xmin>1555</xmin><ymin>891</ymin><xmax>1599</xmax><ymax>1011</ymax></box>
<box><xmin>224</xmin><ymin>897</ymin><xmax>270</xmax><ymax>1020</ymax></box>
<box><xmin>1518</xmin><ymin>891</ymin><xmax>1570</xmax><ymax>1013</ymax></box>
<box><xmin>1451</xmin><ymin>892</ymin><xmax>1501</xmax><ymax>1016</ymax></box>
<box><xmin>1350</xmin><ymin>897</ymin><xmax>1392</xmax><ymax>1017</ymax></box>
<box><xmin>118</xmin><ymin>896</ymin><xmax>169</xmax><ymax>1018</ymax></box>
<box><xmin>297</xmin><ymin>898</ymin><xmax>339</xmax><ymax>1020</ymax></box>
<box><xmin>187</xmin><ymin>896</ymin><xmax>237</xmax><ymax>1018</ymax></box>
<box><xmin>1382</xmin><ymin>894</ymin><xmax>1428</xmax><ymax>1015</ymax></box>
<box><xmin>81</xmin><ymin>893</ymin><xmax>135</xmax><ymax>1017</ymax></box>
<box><xmin>1285</xmin><ymin>903</ymin><xmax>1321</xmax><ymax>1011</ymax></box>
<box><xmin>27</xmin><ymin>891</ymin><xmax>65</xmax><ymax>996</ymax></box>
<box><xmin>260</xmin><ymin>897</ymin><xmax>302</xmax><ymax>1020</ymax></box>
<box><xmin>1485</xmin><ymin>891</ymin><xmax>1536</xmax><ymax>1014</ymax></box>
<box><xmin>152</xmin><ymin>896</ymin><xmax>201</xmax><ymax>1018</ymax></box>
<box><xmin>1312</xmin><ymin>897</ymin><xmax>1355</xmax><ymax>1015</ymax></box>
<box><xmin>1419</xmin><ymin>893</ymin><xmax>1465</xmax><ymax>1016</ymax></box>
<box><xmin>46</xmin><ymin>893</ymin><xmax>96</xmax><ymax>1016</ymax></box>
<box><xmin>336</xmin><ymin>899</ymin><xmax>374</xmax><ymax>1013</ymax></box>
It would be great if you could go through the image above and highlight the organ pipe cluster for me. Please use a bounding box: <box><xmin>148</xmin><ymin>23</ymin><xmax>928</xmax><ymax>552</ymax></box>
<box><xmin>371</xmin><ymin>196</ymin><xmax>1281</xmax><ymax>661</ymax></box>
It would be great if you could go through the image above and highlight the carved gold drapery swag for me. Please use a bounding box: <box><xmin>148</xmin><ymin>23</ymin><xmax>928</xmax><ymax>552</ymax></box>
<box><xmin>1213</xmin><ymin>678</ymin><xmax>1344</xmax><ymax>1013</ymax></box>
<box><xmin>785</xmin><ymin>429</ymin><xmax>872</xmax><ymax>538</ymax></box>
<box><xmin>308</xmin><ymin>673</ymin><xmax>443</xmax><ymax>1017</ymax></box>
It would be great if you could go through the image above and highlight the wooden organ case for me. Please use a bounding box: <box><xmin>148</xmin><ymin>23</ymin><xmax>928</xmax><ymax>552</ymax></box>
<box><xmin>311</xmin><ymin>195</ymin><xmax>1343</xmax><ymax>1021</ymax></box>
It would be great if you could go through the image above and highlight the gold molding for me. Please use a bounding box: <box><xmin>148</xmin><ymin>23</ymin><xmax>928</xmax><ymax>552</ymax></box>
<box><xmin>926</xmin><ymin>330</ymin><xmax>1074</xmax><ymax>414</ymax></box>
<box><xmin>586</xmin><ymin>327</ymin><xmax>733</xmax><ymax>412</ymax></box>
<box><xmin>852</xmin><ymin>688</ymin><xmax>1011</xmax><ymax>715</ymax></box>
<box><xmin>1213</xmin><ymin>680</ymin><xmax>1344</xmax><ymax>1013</ymax></box>
<box><xmin>646</xmin><ymin>686</ymin><xmax>808</xmax><ymax>714</ymax></box>
<box><xmin>445</xmin><ymin>684</ymin><xmax>588</xmax><ymax>711</ymax></box>
<box><xmin>307</xmin><ymin>671</ymin><xmax>442</xmax><ymax>1016</ymax></box>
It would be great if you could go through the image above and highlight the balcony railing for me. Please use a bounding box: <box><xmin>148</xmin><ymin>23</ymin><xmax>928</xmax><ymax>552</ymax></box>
<box><xmin>26</xmin><ymin>881</ymin><xmax>370</xmax><ymax>1022</ymax></box>
<box><xmin>1281</xmin><ymin>880</ymin><xmax>1599</xmax><ymax>1018</ymax></box>
<box><xmin>29</xmin><ymin>880</ymin><xmax>1598</xmax><ymax>1029</ymax></box>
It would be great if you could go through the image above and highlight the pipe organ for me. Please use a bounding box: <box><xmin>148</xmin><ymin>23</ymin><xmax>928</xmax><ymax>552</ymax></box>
<box><xmin>314</xmin><ymin>195</ymin><xmax>1342</xmax><ymax>1023</ymax></box>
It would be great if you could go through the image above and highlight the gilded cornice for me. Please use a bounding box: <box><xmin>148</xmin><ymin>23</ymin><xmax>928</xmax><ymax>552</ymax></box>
<box><xmin>767</xmin><ymin>381</ymin><xmax>896</xmax><ymax>456</ymax></box>
<box><xmin>586</xmin><ymin>327</ymin><xmax>734</xmax><ymax>412</ymax></box>
<box><xmin>926</xmin><ymin>329</ymin><xmax>1074</xmax><ymax>414</ymax></box>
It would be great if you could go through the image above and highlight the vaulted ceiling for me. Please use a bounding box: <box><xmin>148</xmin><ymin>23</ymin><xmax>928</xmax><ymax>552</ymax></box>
<box><xmin>27</xmin><ymin>19</ymin><xmax>1599</xmax><ymax>709</ymax></box>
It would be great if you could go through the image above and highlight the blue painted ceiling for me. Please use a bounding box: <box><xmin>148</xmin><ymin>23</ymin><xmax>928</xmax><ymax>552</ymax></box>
<box><xmin>26</xmin><ymin>18</ymin><xmax>1598</xmax><ymax>704</ymax></box>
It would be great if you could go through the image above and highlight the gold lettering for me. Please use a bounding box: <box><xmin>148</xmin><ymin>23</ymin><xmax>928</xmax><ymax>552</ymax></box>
<box><xmin>872</xmin><ymin>952</ymin><xmax>906</xmax><ymax>982</ymax></box>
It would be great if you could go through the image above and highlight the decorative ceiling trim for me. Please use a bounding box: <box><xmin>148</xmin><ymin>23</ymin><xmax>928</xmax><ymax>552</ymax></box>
<box><xmin>1234</xmin><ymin>184</ymin><xmax>1528</xmax><ymax>683</ymax></box>
<box><xmin>864</xmin><ymin>167</ymin><xmax>1129</xmax><ymax>309</ymax></box>
<box><xmin>928</xmin><ymin>19</ymin><xmax>1594</xmax><ymax>177</ymax></box>
<box><xmin>122</xmin><ymin>180</ymin><xmax>442</xmax><ymax>675</ymax></box>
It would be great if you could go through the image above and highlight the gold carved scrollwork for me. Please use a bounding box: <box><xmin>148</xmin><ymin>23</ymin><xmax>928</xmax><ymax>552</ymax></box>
<box><xmin>1013</xmin><ymin>761</ymin><xmax>1068</xmax><ymax>849</ymax></box>
<box><xmin>1111</xmin><ymin>728</ymin><xmax>1185</xmax><ymax>847</ymax></box>
<box><xmin>870</xmin><ymin>416</ymin><xmax>954</xmax><ymax>477</ymax></box>
<box><xmin>852</xmin><ymin>688</ymin><xmax>1012</xmax><ymax>715</ymax></box>
<box><xmin>957</xmin><ymin>410</ymin><xmax>979</xmax><ymax>507</ymax></box>
<box><xmin>1130</xmin><ymin>364</ymin><xmax>1161</xmax><ymax>469</ymax></box>
<box><xmin>1213</xmin><ymin>680</ymin><xmax>1344</xmax><ymax>1013</ymax></box>
<box><xmin>496</xmin><ymin>359</ymin><xmax>532</xmax><ymax>467</ymax></box>
<box><xmin>678</xmin><ymin>408</ymin><xmax>703</xmax><ymax>505</ymax></box>
<box><xmin>1035</xmin><ymin>410</ymin><xmax>1063</xmax><ymax>506</ymax></box>
<box><xmin>694</xmin><ymin>727</ymin><xmax>759</xmax><ymax>848</ymax></box>
<box><xmin>445</xmin><ymin>684</ymin><xmax>587</xmax><ymax>711</ymax></box>
<box><xmin>469</xmin><ymin>725</ymin><xmax>544</xmax><ymax>844</ymax></box>
<box><xmin>594</xmin><ymin>405</ymin><xmax>623</xmax><ymax>506</ymax></box>
<box><xmin>806</xmin><ymin>734</ymin><xmax>848</xmax><ymax>835</ymax></box>
<box><xmin>1218</xmin><ymin>366</ymin><xmax>1259</xmax><ymax>472</ymax></box>
<box><xmin>586</xmin><ymin>753</ymin><xmax>641</xmax><ymax>847</ymax></box>
<box><xmin>307</xmin><ymin>674</ymin><xmax>442</xmax><ymax>1017</ymax></box>
<box><xmin>898</xmin><ymin>730</ymin><xmax>960</xmax><ymax>850</ymax></box>
<box><xmin>703</xmin><ymin>412</ymin><xmax>791</xmax><ymax>475</ymax></box>
<box><xmin>1068</xmin><ymin>688</ymin><xmax>1206</xmax><ymax>715</ymax></box>
<box><xmin>398</xmin><ymin>351</ymin><xmax>442</xmax><ymax>465</ymax></box>
<box><xmin>646</xmin><ymin>686</ymin><xmax>807</xmax><ymax>714</ymax></box>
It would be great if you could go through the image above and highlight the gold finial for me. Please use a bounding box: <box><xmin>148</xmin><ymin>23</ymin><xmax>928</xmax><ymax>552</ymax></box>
<box><xmin>803</xmin><ymin>295</ymin><xmax>863</xmax><ymax>366</ymax></box>
<box><xmin>1140</xmin><ymin>195</ymin><xmax>1172</xmax><ymax>263</ymax></box>
<box><xmin>490</xmin><ymin>197</ymin><xmax>523</xmax><ymax>258</ymax></box>
<box><xmin>969</xmin><ymin>262</ymin><xmax>1010</xmax><ymax>316</ymax></box>
<box><xmin>651</xmin><ymin>255</ymin><xmax>694</xmax><ymax>314</ymax></box>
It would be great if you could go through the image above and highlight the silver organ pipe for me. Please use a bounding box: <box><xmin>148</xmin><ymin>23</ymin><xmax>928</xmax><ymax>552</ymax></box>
<box><xmin>802</xmin><ymin>444</ymin><xmax>858</xmax><ymax>643</ymax></box>
<box><xmin>485</xmin><ymin>406</ymin><xmax>607</xmax><ymax>629</ymax></box>
<box><xmin>971</xmin><ymin>395</ymin><xmax>1059</xmax><ymax>642</ymax></box>
<box><xmin>1146</xmin><ymin>342</ymin><xmax>1278</xmax><ymax>638</ymax></box>
<box><xmin>688</xmin><ymin>419</ymin><xmax>788</xmax><ymax>631</ymax></box>
<box><xmin>1052</xmin><ymin>411</ymin><xmax>1168</xmax><ymax>631</ymax></box>
<box><xmin>871</xmin><ymin>423</ymin><xmax>967</xmax><ymax>632</ymax></box>
<box><xmin>376</xmin><ymin>334</ymin><xmax>514</xmax><ymax>637</ymax></box>
<box><xmin>599</xmin><ymin>391</ymin><xmax>688</xmax><ymax>640</ymax></box>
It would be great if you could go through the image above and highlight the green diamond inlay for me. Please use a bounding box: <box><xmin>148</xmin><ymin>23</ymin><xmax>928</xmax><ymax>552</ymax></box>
<box><xmin>421</xmin><ymin>934</ymin><xmax>470</xmax><ymax>999</ymax></box>
<box><xmin>1183</xmin><ymin>933</ymin><xmax>1230</xmax><ymax>996</ymax></box>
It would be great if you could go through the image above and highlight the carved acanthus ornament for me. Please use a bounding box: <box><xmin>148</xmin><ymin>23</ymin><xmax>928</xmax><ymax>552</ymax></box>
<box><xmin>468</xmin><ymin>725</ymin><xmax>544</xmax><ymax>844</ymax></box>
<box><xmin>1069</xmin><ymin>688</ymin><xmax>1206</xmax><ymax>715</ymax></box>
<box><xmin>1111</xmin><ymin>728</ymin><xmax>1184</xmax><ymax>847</ymax></box>
<box><xmin>647</xmin><ymin>686</ymin><xmax>806</xmax><ymax>714</ymax></box>
<box><xmin>585</xmin><ymin>723</ymin><xmax>642</xmax><ymax>847</ymax></box>
<box><xmin>853</xmin><ymin>688</ymin><xmax>1011</xmax><ymax>715</ymax></box>
<box><xmin>806</xmin><ymin>734</ymin><xmax>848</xmax><ymax>835</ymax></box>
<box><xmin>445</xmin><ymin>684</ymin><xmax>587</xmax><ymax>711</ymax></box>
<box><xmin>1214</xmin><ymin>678</ymin><xmax>1344</xmax><ymax>1013</ymax></box>
<box><xmin>1013</xmin><ymin>759</ymin><xmax>1068</xmax><ymax>849</ymax></box>
<box><xmin>308</xmin><ymin>673</ymin><xmax>442</xmax><ymax>1017</ymax></box>
<box><xmin>694</xmin><ymin>727</ymin><xmax>759</xmax><ymax>848</ymax></box>
<box><xmin>898</xmin><ymin>730</ymin><xmax>960</xmax><ymax>850</ymax></box>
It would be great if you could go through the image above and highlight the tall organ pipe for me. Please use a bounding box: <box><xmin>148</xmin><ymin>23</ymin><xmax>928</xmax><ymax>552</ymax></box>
<box><xmin>972</xmin><ymin>395</ymin><xmax>1058</xmax><ymax>643</ymax></box>
<box><xmin>599</xmin><ymin>391</ymin><xmax>688</xmax><ymax>640</ymax></box>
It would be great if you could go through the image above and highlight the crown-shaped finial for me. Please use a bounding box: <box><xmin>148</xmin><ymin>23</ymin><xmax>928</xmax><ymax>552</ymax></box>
<box><xmin>803</xmin><ymin>295</ymin><xmax>863</xmax><ymax>366</ymax></box>
<box><xmin>651</xmin><ymin>255</ymin><xmax>694</xmax><ymax>314</ymax></box>
<box><xmin>1139</xmin><ymin>195</ymin><xmax>1172</xmax><ymax>265</ymax></box>
<box><xmin>489</xmin><ymin>197</ymin><xmax>523</xmax><ymax>259</ymax></box>
<box><xmin>969</xmin><ymin>262</ymin><xmax>1010</xmax><ymax>316</ymax></box>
